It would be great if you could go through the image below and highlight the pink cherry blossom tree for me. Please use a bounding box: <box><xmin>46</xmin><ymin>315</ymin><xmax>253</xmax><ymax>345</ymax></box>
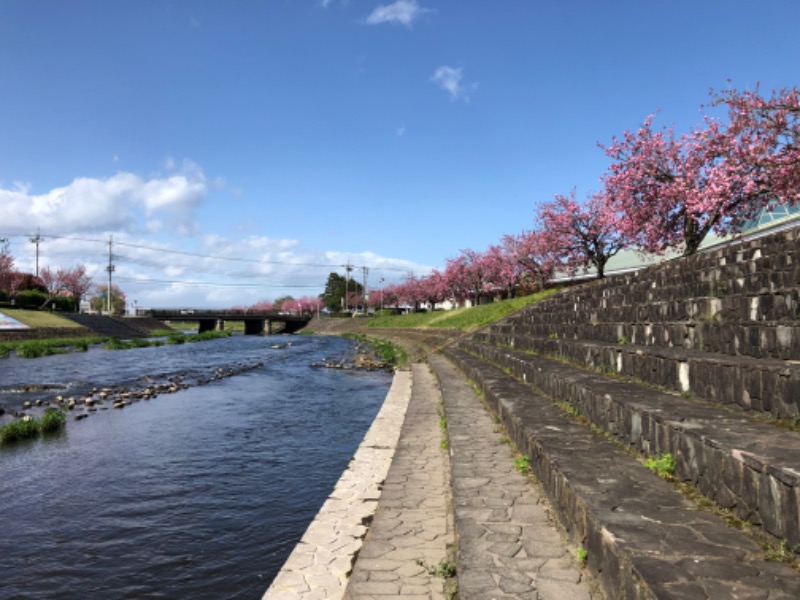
<box><xmin>501</xmin><ymin>230</ymin><xmax>555</xmax><ymax>291</ymax></box>
<box><xmin>603</xmin><ymin>86</ymin><xmax>800</xmax><ymax>256</ymax></box>
<box><xmin>482</xmin><ymin>243</ymin><xmax>522</xmax><ymax>298</ymax></box>
<box><xmin>38</xmin><ymin>264</ymin><xmax>93</xmax><ymax>310</ymax></box>
<box><xmin>290</xmin><ymin>295</ymin><xmax>323</xmax><ymax>315</ymax></box>
<box><xmin>444</xmin><ymin>249</ymin><xmax>491</xmax><ymax>306</ymax></box>
<box><xmin>538</xmin><ymin>190</ymin><xmax>628</xmax><ymax>278</ymax></box>
<box><xmin>62</xmin><ymin>265</ymin><xmax>93</xmax><ymax>310</ymax></box>
<box><xmin>381</xmin><ymin>283</ymin><xmax>401</xmax><ymax>311</ymax></box>
<box><xmin>0</xmin><ymin>241</ymin><xmax>14</xmax><ymax>297</ymax></box>
<box><xmin>250</xmin><ymin>300</ymin><xmax>275</xmax><ymax>311</ymax></box>
<box><xmin>419</xmin><ymin>269</ymin><xmax>449</xmax><ymax>309</ymax></box>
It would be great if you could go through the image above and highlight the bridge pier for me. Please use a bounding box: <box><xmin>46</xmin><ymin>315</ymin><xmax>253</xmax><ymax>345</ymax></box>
<box><xmin>216</xmin><ymin>320</ymin><xmax>225</xmax><ymax>331</ymax></box>
<box><xmin>198</xmin><ymin>319</ymin><xmax>217</xmax><ymax>334</ymax></box>
<box><xmin>244</xmin><ymin>319</ymin><xmax>265</xmax><ymax>335</ymax></box>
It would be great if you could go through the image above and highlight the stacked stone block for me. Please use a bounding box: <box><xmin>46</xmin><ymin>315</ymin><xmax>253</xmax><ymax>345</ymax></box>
<box><xmin>445</xmin><ymin>225</ymin><xmax>800</xmax><ymax>597</ymax></box>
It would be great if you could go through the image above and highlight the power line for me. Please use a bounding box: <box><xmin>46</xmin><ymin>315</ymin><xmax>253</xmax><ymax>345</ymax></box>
<box><xmin>114</xmin><ymin>275</ymin><xmax>321</xmax><ymax>289</ymax></box>
<box><xmin>0</xmin><ymin>232</ymin><xmax>412</xmax><ymax>273</ymax></box>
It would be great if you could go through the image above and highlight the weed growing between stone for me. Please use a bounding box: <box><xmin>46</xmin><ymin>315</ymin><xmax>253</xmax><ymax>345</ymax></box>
<box><xmin>416</xmin><ymin>558</ymin><xmax>456</xmax><ymax>579</ymax></box>
<box><xmin>514</xmin><ymin>454</ymin><xmax>531</xmax><ymax>473</ymax></box>
<box><xmin>577</xmin><ymin>546</ymin><xmax>588</xmax><ymax>567</ymax></box>
<box><xmin>764</xmin><ymin>540</ymin><xmax>800</xmax><ymax>564</ymax></box>
<box><xmin>643</xmin><ymin>453</ymin><xmax>676</xmax><ymax>479</ymax></box>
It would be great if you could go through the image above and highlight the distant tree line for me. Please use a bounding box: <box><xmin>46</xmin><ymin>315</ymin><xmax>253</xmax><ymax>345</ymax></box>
<box><xmin>366</xmin><ymin>85</ymin><xmax>800</xmax><ymax>310</ymax></box>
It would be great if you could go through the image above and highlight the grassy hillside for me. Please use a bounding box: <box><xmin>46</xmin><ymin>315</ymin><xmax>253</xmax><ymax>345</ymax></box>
<box><xmin>1</xmin><ymin>309</ymin><xmax>83</xmax><ymax>328</ymax></box>
<box><xmin>366</xmin><ymin>288</ymin><xmax>557</xmax><ymax>332</ymax></box>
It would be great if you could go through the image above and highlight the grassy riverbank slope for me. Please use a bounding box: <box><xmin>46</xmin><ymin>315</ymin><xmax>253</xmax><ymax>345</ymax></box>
<box><xmin>1</xmin><ymin>309</ymin><xmax>85</xmax><ymax>329</ymax></box>
<box><xmin>305</xmin><ymin>289</ymin><xmax>557</xmax><ymax>362</ymax></box>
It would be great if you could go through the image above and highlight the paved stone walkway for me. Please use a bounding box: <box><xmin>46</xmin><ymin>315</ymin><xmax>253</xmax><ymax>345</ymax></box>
<box><xmin>429</xmin><ymin>354</ymin><xmax>596</xmax><ymax>600</ymax></box>
<box><xmin>264</xmin><ymin>371</ymin><xmax>413</xmax><ymax>600</ymax></box>
<box><xmin>265</xmin><ymin>355</ymin><xmax>598</xmax><ymax>599</ymax></box>
<box><xmin>344</xmin><ymin>363</ymin><xmax>454</xmax><ymax>599</ymax></box>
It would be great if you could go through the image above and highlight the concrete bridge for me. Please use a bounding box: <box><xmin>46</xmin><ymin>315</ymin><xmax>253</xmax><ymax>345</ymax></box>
<box><xmin>145</xmin><ymin>309</ymin><xmax>311</xmax><ymax>335</ymax></box>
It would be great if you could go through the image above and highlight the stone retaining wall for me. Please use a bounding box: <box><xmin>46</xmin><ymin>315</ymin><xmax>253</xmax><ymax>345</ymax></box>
<box><xmin>503</xmin><ymin>227</ymin><xmax>800</xmax><ymax>361</ymax></box>
<box><xmin>0</xmin><ymin>326</ymin><xmax>94</xmax><ymax>342</ymax></box>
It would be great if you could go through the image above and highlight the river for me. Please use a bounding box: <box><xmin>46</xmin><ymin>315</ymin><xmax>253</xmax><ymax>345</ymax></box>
<box><xmin>0</xmin><ymin>334</ymin><xmax>393</xmax><ymax>599</ymax></box>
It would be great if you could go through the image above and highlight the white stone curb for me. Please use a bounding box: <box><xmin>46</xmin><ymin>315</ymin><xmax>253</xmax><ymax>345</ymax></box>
<box><xmin>263</xmin><ymin>370</ymin><xmax>412</xmax><ymax>600</ymax></box>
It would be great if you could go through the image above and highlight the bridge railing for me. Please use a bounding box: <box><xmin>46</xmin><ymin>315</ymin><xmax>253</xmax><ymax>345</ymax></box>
<box><xmin>146</xmin><ymin>309</ymin><xmax>311</xmax><ymax>320</ymax></box>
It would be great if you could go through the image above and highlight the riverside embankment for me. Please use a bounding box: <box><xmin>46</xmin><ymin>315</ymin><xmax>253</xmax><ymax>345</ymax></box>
<box><xmin>267</xmin><ymin>318</ymin><xmax>598</xmax><ymax>599</ymax></box>
<box><xmin>278</xmin><ymin>226</ymin><xmax>800</xmax><ymax>599</ymax></box>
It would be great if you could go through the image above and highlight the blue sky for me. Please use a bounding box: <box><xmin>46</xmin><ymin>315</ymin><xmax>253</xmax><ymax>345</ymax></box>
<box><xmin>1</xmin><ymin>0</ymin><xmax>798</xmax><ymax>309</ymax></box>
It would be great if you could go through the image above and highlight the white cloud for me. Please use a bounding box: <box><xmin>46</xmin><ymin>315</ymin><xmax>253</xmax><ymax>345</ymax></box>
<box><xmin>397</xmin><ymin>124</ymin><xmax>406</xmax><ymax>137</ymax></box>
<box><xmin>0</xmin><ymin>162</ymin><xmax>208</xmax><ymax>235</ymax></box>
<box><xmin>365</xmin><ymin>0</ymin><xmax>429</xmax><ymax>27</ymax></box>
<box><xmin>0</xmin><ymin>163</ymin><xmax>434</xmax><ymax>309</ymax></box>
<box><xmin>431</xmin><ymin>65</ymin><xmax>477</xmax><ymax>102</ymax></box>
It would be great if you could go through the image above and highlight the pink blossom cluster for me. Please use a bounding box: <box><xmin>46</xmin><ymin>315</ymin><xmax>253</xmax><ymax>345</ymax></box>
<box><xmin>365</xmin><ymin>85</ymin><xmax>800</xmax><ymax>307</ymax></box>
<box><xmin>603</xmin><ymin>85</ymin><xmax>800</xmax><ymax>255</ymax></box>
<box><xmin>245</xmin><ymin>295</ymin><xmax>324</xmax><ymax>316</ymax></box>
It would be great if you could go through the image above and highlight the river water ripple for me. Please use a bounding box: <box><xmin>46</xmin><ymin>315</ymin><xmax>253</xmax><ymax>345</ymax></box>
<box><xmin>0</xmin><ymin>334</ymin><xmax>392</xmax><ymax>599</ymax></box>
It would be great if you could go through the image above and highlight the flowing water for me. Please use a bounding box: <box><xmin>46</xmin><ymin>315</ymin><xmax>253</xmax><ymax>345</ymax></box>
<box><xmin>0</xmin><ymin>334</ymin><xmax>392</xmax><ymax>599</ymax></box>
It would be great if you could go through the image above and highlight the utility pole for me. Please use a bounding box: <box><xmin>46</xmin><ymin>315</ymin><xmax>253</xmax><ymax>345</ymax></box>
<box><xmin>29</xmin><ymin>228</ymin><xmax>41</xmax><ymax>277</ymax></box>
<box><xmin>344</xmin><ymin>262</ymin><xmax>353</xmax><ymax>313</ymax></box>
<box><xmin>106</xmin><ymin>235</ymin><xmax>115</xmax><ymax>314</ymax></box>
<box><xmin>362</xmin><ymin>266</ymin><xmax>369</xmax><ymax>313</ymax></box>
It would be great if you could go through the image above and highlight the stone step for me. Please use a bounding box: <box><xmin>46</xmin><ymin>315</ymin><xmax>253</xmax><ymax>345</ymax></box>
<box><xmin>490</xmin><ymin>318</ymin><xmax>800</xmax><ymax>361</ymax></box>
<box><xmin>443</xmin><ymin>345</ymin><xmax>800</xmax><ymax>599</ymax></box>
<box><xmin>428</xmin><ymin>354</ymin><xmax>594</xmax><ymax>600</ymax></box>
<box><xmin>59</xmin><ymin>314</ymin><xmax>150</xmax><ymax>339</ymax></box>
<box><xmin>457</xmin><ymin>338</ymin><xmax>800</xmax><ymax>549</ymax></box>
<box><xmin>506</xmin><ymin>291</ymin><xmax>800</xmax><ymax>330</ymax></box>
<box><xmin>474</xmin><ymin>329</ymin><xmax>800</xmax><ymax>419</ymax></box>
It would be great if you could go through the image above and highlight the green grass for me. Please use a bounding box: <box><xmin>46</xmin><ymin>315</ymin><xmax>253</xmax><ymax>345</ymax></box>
<box><xmin>105</xmin><ymin>330</ymin><xmax>230</xmax><ymax>350</ymax></box>
<box><xmin>0</xmin><ymin>309</ymin><xmax>84</xmax><ymax>328</ymax></box>
<box><xmin>577</xmin><ymin>546</ymin><xmax>588</xmax><ymax>567</ymax></box>
<box><xmin>365</xmin><ymin>289</ymin><xmax>558</xmax><ymax>332</ymax></box>
<box><xmin>38</xmin><ymin>409</ymin><xmax>67</xmax><ymax>432</ymax></box>
<box><xmin>149</xmin><ymin>328</ymin><xmax>175</xmax><ymax>337</ymax></box>
<box><xmin>165</xmin><ymin>321</ymin><xmax>245</xmax><ymax>333</ymax></box>
<box><xmin>513</xmin><ymin>454</ymin><xmax>531</xmax><ymax>473</ymax></box>
<box><xmin>342</xmin><ymin>333</ymin><xmax>409</xmax><ymax>367</ymax></box>
<box><xmin>0</xmin><ymin>330</ymin><xmax>230</xmax><ymax>357</ymax></box>
<box><xmin>0</xmin><ymin>409</ymin><xmax>67</xmax><ymax>445</ymax></box>
<box><xmin>644</xmin><ymin>452</ymin><xmax>676</xmax><ymax>479</ymax></box>
<box><xmin>0</xmin><ymin>337</ymin><xmax>107</xmax><ymax>358</ymax></box>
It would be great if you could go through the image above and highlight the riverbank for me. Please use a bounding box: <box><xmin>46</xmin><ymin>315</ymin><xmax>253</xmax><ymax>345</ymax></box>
<box><xmin>263</xmin><ymin>330</ymin><xmax>597</xmax><ymax>599</ymax></box>
<box><xmin>264</xmin><ymin>369</ymin><xmax>415</xmax><ymax>598</ymax></box>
